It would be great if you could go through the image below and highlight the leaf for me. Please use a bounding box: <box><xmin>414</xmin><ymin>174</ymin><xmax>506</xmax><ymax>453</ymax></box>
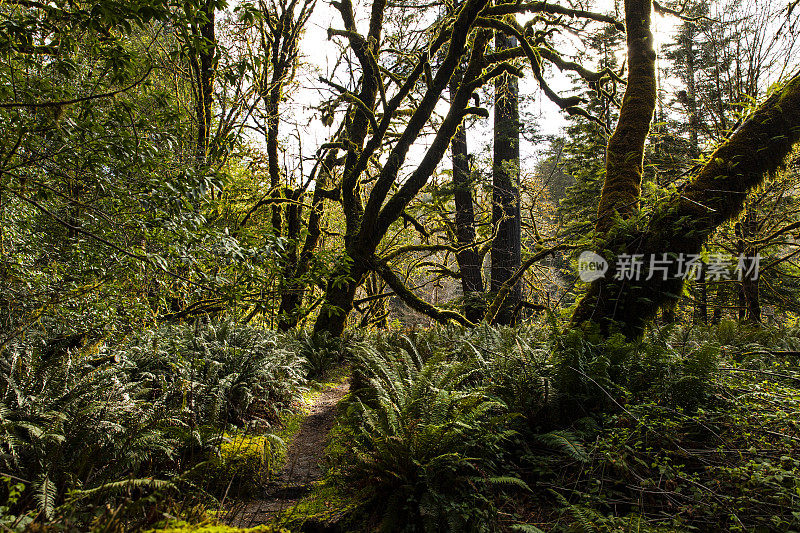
<box><xmin>510</xmin><ymin>525</ymin><xmax>546</xmax><ymax>533</ymax></box>
<box><xmin>487</xmin><ymin>476</ymin><xmax>532</xmax><ymax>492</ymax></box>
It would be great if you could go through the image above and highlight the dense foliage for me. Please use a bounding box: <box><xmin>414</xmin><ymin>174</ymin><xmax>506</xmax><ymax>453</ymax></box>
<box><xmin>0</xmin><ymin>320</ymin><xmax>323</xmax><ymax>529</ymax></box>
<box><xmin>327</xmin><ymin>323</ymin><xmax>800</xmax><ymax>532</ymax></box>
<box><xmin>2</xmin><ymin>0</ymin><xmax>800</xmax><ymax>531</ymax></box>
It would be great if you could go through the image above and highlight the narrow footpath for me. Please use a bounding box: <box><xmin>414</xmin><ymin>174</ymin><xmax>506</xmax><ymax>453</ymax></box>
<box><xmin>227</xmin><ymin>378</ymin><xmax>350</xmax><ymax>528</ymax></box>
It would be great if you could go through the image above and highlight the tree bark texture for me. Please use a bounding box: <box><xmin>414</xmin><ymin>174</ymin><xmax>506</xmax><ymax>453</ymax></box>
<box><xmin>490</xmin><ymin>30</ymin><xmax>522</xmax><ymax>325</ymax></box>
<box><xmin>450</xmin><ymin>75</ymin><xmax>485</xmax><ymax>323</ymax></box>
<box><xmin>573</xmin><ymin>74</ymin><xmax>800</xmax><ymax>337</ymax></box>
<box><xmin>595</xmin><ymin>0</ymin><xmax>657</xmax><ymax>234</ymax></box>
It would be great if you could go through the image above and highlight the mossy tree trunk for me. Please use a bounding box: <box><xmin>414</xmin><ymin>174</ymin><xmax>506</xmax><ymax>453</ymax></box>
<box><xmin>313</xmin><ymin>0</ymin><xmax>493</xmax><ymax>336</ymax></box>
<box><xmin>490</xmin><ymin>30</ymin><xmax>522</xmax><ymax>325</ymax></box>
<box><xmin>572</xmin><ymin>0</ymin><xmax>800</xmax><ymax>336</ymax></box>
<box><xmin>594</xmin><ymin>0</ymin><xmax>657</xmax><ymax>234</ymax></box>
<box><xmin>572</xmin><ymin>73</ymin><xmax>800</xmax><ymax>337</ymax></box>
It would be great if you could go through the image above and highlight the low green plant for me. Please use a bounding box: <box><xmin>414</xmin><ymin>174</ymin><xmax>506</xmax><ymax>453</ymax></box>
<box><xmin>287</xmin><ymin>330</ymin><xmax>346</xmax><ymax>380</ymax></box>
<box><xmin>0</xmin><ymin>319</ymin><xmax>308</xmax><ymax>527</ymax></box>
<box><xmin>0</xmin><ymin>476</ymin><xmax>33</xmax><ymax>532</ymax></box>
<box><xmin>339</xmin><ymin>338</ymin><xmax>523</xmax><ymax>532</ymax></box>
<box><xmin>0</xmin><ymin>332</ymin><xmax>174</xmax><ymax>521</ymax></box>
<box><xmin>121</xmin><ymin>320</ymin><xmax>307</xmax><ymax>428</ymax></box>
<box><xmin>201</xmin><ymin>433</ymin><xmax>285</xmax><ymax>497</ymax></box>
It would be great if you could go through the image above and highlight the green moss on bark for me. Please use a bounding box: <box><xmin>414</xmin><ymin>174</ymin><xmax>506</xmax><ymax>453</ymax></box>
<box><xmin>573</xmin><ymin>75</ymin><xmax>800</xmax><ymax>337</ymax></box>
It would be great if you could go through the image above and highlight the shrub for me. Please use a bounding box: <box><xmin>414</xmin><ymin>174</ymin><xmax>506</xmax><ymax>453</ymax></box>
<box><xmin>0</xmin><ymin>330</ymin><xmax>174</xmax><ymax>520</ymax></box>
<box><xmin>120</xmin><ymin>320</ymin><xmax>307</xmax><ymax>428</ymax></box>
<box><xmin>285</xmin><ymin>330</ymin><xmax>346</xmax><ymax>380</ymax></box>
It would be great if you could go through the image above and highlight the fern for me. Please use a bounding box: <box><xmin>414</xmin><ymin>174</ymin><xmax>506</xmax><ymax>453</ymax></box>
<box><xmin>342</xmin><ymin>335</ymin><xmax>517</xmax><ymax>530</ymax></box>
<box><xmin>533</xmin><ymin>431</ymin><xmax>589</xmax><ymax>463</ymax></box>
<box><xmin>486</xmin><ymin>476</ymin><xmax>532</xmax><ymax>492</ymax></box>
<box><xmin>0</xmin><ymin>320</ymin><xmax>307</xmax><ymax>524</ymax></box>
<box><xmin>67</xmin><ymin>477</ymin><xmax>172</xmax><ymax>500</ymax></box>
<box><xmin>34</xmin><ymin>474</ymin><xmax>56</xmax><ymax>520</ymax></box>
<box><xmin>510</xmin><ymin>525</ymin><xmax>546</xmax><ymax>533</ymax></box>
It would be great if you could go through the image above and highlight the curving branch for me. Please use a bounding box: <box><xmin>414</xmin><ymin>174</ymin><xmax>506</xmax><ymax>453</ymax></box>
<box><xmin>370</xmin><ymin>256</ymin><xmax>475</xmax><ymax>327</ymax></box>
<box><xmin>476</xmin><ymin>17</ymin><xmax>609</xmax><ymax>129</ymax></box>
<box><xmin>485</xmin><ymin>2</ymin><xmax>625</xmax><ymax>31</ymax></box>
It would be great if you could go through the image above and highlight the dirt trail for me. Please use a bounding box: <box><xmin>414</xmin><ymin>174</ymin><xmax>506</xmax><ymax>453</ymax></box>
<box><xmin>227</xmin><ymin>379</ymin><xmax>350</xmax><ymax>528</ymax></box>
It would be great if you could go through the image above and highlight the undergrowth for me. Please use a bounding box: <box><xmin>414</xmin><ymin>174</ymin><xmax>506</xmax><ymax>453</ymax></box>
<box><xmin>2</xmin><ymin>319</ymin><xmax>799</xmax><ymax>532</ymax></box>
<box><xmin>0</xmin><ymin>319</ymin><xmax>334</xmax><ymax>530</ymax></box>
<box><xmin>325</xmin><ymin>322</ymin><xmax>800</xmax><ymax>532</ymax></box>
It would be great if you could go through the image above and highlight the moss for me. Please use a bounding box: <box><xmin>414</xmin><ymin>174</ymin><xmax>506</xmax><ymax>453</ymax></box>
<box><xmin>595</xmin><ymin>0</ymin><xmax>657</xmax><ymax>234</ymax></box>
<box><xmin>269</xmin><ymin>483</ymin><xmax>357</xmax><ymax>530</ymax></box>
<box><xmin>573</xmin><ymin>74</ymin><xmax>800</xmax><ymax>338</ymax></box>
<box><xmin>307</xmin><ymin>364</ymin><xmax>351</xmax><ymax>392</ymax></box>
<box><xmin>198</xmin><ymin>433</ymin><xmax>284</xmax><ymax>497</ymax></box>
<box><xmin>193</xmin><ymin>376</ymin><xmax>345</xmax><ymax>497</ymax></box>
<box><xmin>146</xmin><ymin>519</ymin><xmax>288</xmax><ymax>532</ymax></box>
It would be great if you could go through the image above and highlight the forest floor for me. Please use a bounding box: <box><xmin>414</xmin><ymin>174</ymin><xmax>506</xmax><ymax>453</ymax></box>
<box><xmin>225</xmin><ymin>376</ymin><xmax>351</xmax><ymax>529</ymax></box>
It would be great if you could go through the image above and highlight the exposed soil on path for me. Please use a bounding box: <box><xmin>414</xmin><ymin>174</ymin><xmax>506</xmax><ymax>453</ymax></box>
<box><xmin>227</xmin><ymin>378</ymin><xmax>350</xmax><ymax>528</ymax></box>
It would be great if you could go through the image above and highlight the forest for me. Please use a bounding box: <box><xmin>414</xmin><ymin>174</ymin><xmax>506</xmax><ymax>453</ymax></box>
<box><xmin>1</xmin><ymin>0</ymin><xmax>800</xmax><ymax>530</ymax></box>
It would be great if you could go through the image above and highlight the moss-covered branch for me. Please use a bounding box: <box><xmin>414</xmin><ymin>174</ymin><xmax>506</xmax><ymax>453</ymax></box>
<box><xmin>370</xmin><ymin>257</ymin><xmax>475</xmax><ymax>328</ymax></box>
<box><xmin>572</xmin><ymin>74</ymin><xmax>800</xmax><ymax>337</ymax></box>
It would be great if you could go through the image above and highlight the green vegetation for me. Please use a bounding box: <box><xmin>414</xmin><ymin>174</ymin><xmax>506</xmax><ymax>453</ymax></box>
<box><xmin>0</xmin><ymin>320</ymin><xmax>325</xmax><ymax>529</ymax></box>
<box><xmin>2</xmin><ymin>317</ymin><xmax>800</xmax><ymax>531</ymax></box>
<box><xmin>325</xmin><ymin>323</ymin><xmax>800</xmax><ymax>532</ymax></box>
<box><xmin>2</xmin><ymin>0</ymin><xmax>800</xmax><ymax>530</ymax></box>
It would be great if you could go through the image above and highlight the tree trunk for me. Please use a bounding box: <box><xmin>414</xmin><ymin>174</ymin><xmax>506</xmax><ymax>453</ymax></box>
<box><xmin>572</xmin><ymin>74</ymin><xmax>800</xmax><ymax>337</ymax></box>
<box><xmin>266</xmin><ymin>87</ymin><xmax>283</xmax><ymax>235</ymax></box>
<box><xmin>595</xmin><ymin>0</ymin><xmax>657</xmax><ymax>234</ymax></box>
<box><xmin>450</xmin><ymin>75</ymin><xmax>485</xmax><ymax>323</ymax></box>
<box><xmin>192</xmin><ymin>0</ymin><xmax>215</xmax><ymax>165</ymax></box>
<box><xmin>737</xmin><ymin>207</ymin><xmax>761</xmax><ymax>323</ymax></box>
<box><xmin>684</xmin><ymin>21</ymin><xmax>709</xmax><ymax>326</ymax></box>
<box><xmin>695</xmin><ymin>265</ymin><xmax>708</xmax><ymax>325</ymax></box>
<box><xmin>743</xmin><ymin>276</ymin><xmax>760</xmax><ymax>323</ymax></box>
<box><xmin>312</xmin><ymin>261</ymin><xmax>368</xmax><ymax>337</ymax></box>
<box><xmin>490</xmin><ymin>30</ymin><xmax>522</xmax><ymax>325</ymax></box>
<box><xmin>277</xmin><ymin>189</ymin><xmax>303</xmax><ymax>331</ymax></box>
